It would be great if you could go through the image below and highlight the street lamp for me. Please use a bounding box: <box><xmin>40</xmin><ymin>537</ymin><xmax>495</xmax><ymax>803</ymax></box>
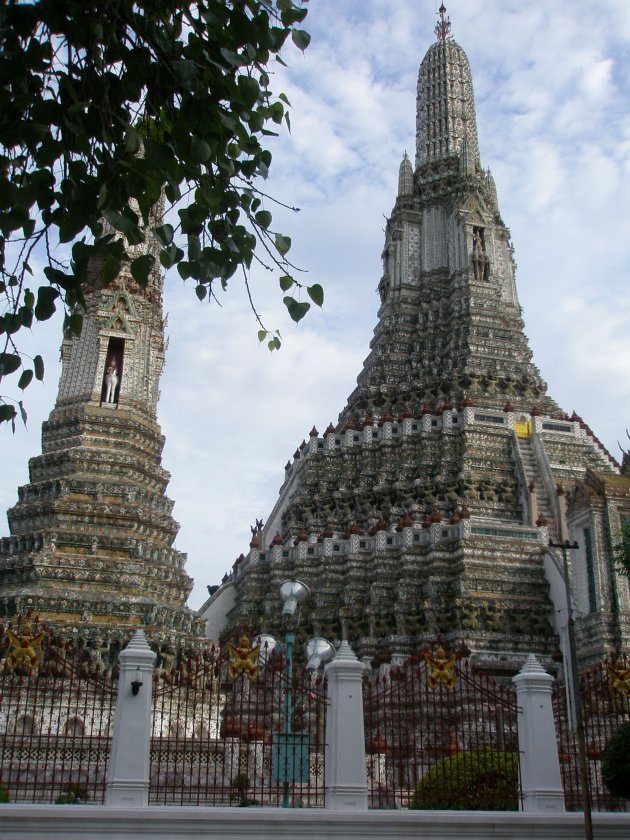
<box><xmin>276</xmin><ymin>579</ymin><xmax>310</xmax><ymax>807</ymax></box>
<box><xmin>252</xmin><ymin>633</ymin><xmax>282</xmax><ymax>667</ymax></box>
<box><xmin>271</xmin><ymin>580</ymin><xmax>334</xmax><ymax>807</ymax></box>
<box><xmin>237</xmin><ymin>609</ymin><xmax>334</xmax><ymax>808</ymax></box>
<box><xmin>305</xmin><ymin>638</ymin><xmax>336</xmax><ymax>672</ymax></box>
<box><xmin>279</xmin><ymin>579</ymin><xmax>311</xmax><ymax>626</ymax></box>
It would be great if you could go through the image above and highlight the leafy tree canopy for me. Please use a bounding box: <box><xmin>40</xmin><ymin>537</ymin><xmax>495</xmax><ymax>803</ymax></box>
<box><xmin>0</xmin><ymin>0</ymin><xmax>322</xmax><ymax>428</ymax></box>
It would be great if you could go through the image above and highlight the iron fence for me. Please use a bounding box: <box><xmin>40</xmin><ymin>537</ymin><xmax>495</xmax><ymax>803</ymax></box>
<box><xmin>363</xmin><ymin>648</ymin><xmax>521</xmax><ymax>810</ymax></box>
<box><xmin>553</xmin><ymin>653</ymin><xmax>630</xmax><ymax>812</ymax></box>
<box><xmin>149</xmin><ymin>634</ymin><xmax>328</xmax><ymax>806</ymax></box>
<box><xmin>4</xmin><ymin>614</ymin><xmax>628</xmax><ymax>813</ymax></box>
<box><xmin>0</xmin><ymin>619</ymin><xmax>118</xmax><ymax>803</ymax></box>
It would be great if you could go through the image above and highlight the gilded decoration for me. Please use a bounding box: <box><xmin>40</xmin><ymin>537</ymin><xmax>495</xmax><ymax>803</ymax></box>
<box><xmin>515</xmin><ymin>419</ymin><xmax>532</xmax><ymax>439</ymax></box>
<box><xmin>2</xmin><ymin>619</ymin><xmax>46</xmax><ymax>675</ymax></box>
<box><xmin>227</xmin><ymin>634</ymin><xmax>260</xmax><ymax>681</ymax></box>
<box><xmin>606</xmin><ymin>658</ymin><xmax>630</xmax><ymax>699</ymax></box>
<box><xmin>425</xmin><ymin>645</ymin><xmax>457</xmax><ymax>689</ymax></box>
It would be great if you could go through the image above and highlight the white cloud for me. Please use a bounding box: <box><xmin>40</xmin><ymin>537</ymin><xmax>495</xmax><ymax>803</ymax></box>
<box><xmin>581</xmin><ymin>57</ymin><xmax>614</xmax><ymax>98</ymax></box>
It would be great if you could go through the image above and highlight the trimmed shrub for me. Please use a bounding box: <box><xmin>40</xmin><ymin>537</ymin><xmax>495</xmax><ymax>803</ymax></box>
<box><xmin>602</xmin><ymin>722</ymin><xmax>630</xmax><ymax>799</ymax></box>
<box><xmin>410</xmin><ymin>747</ymin><xmax>519</xmax><ymax>811</ymax></box>
<box><xmin>0</xmin><ymin>781</ymin><xmax>9</xmax><ymax>803</ymax></box>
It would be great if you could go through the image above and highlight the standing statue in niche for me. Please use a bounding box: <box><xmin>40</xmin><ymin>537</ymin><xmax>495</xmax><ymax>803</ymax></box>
<box><xmin>472</xmin><ymin>227</ymin><xmax>490</xmax><ymax>282</ymax></box>
<box><xmin>104</xmin><ymin>360</ymin><xmax>119</xmax><ymax>403</ymax></box>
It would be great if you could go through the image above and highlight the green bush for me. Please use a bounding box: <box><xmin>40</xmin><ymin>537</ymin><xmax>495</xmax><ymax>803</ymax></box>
<box><xmin>230</xmin><ymin>774</ymin><xmax>259</xmax><ymax>807</ymax></box>
<box><xmin>0</xmin><ymin>781</ymin><xmax>9</xmax><ymax>803</ymax></box>
<box><xmin>410</xmin><ymin>748</ymin><xmax>519</xmax><ymax>811</ymax></box>
<box><xmin>602</xmin><ymin>722</ymin><xmax>630</xmax><ymax>799</ymax></box>
<box><xmin>55</xmin><ymin>783</ymin><xmax>89</xmax><ymax>804</ymax></box>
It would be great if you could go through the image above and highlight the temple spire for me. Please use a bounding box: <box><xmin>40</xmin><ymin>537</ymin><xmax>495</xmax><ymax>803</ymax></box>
<box><xmin>435</xmin><ymin>3</ymin><xmax>452</xmax><ymax>42</ymax></box>
<box><xmin>398</xmin><ymin>151</ymin><xmax>413</xmax><ymax>197</ymax></box>
<box><xmin>0</xmin><ymin>200</ymin><xmax>204</xmax><ymax>641</ymax></box>
<box><xmin>416</xmin><ymin>7</ymin><xmax>480</xmax><ymax>169</ymax></box>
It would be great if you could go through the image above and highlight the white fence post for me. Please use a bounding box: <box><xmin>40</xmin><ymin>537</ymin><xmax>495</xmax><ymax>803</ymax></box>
<box><xmin>105</xmin><ymin>629</ymin><xmax>156</xmax><ymax>807</ymax></box>
<box><xmin>324</xmin><ymin>640</ymin><xmax>368</xmax><ymax>810</ymax></box>
<box><xmin>513</xmin><ymin>654</ymin><xmax>565</xmax><ymax>813</ymax></box>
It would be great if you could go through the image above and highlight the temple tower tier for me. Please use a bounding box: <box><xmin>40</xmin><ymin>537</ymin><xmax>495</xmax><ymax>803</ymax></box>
<box><xmin>1</xmin><ymin>222</ymin><xmax>205</xmax><ymax>644</ymax></box>
<box><xmin>201</xmin><ymin>8</ymin><xmax>629</xmax><ymax>669</ymax></box>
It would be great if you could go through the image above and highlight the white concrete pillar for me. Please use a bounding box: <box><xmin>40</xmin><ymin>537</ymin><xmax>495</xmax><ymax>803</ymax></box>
<box><xmin>324</xmin><ymin>641</ymin><xmax>368</xmax><ymax>810</ymax></box>
<box><xmin>513</xmin><ymin>654</ymin><xmax>565</xmax><ymax>813</ymax></box>
<box><xmin>106</xmin><ymin>629</ymin><xmax>157</xmax><ymax>807</ymax></box>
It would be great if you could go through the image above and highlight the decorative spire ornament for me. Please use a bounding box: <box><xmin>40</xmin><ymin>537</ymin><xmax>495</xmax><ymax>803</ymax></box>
<box><xmin>434</xmin><ymin>3</ymin><xmax>452</xmax><ymax>42</ymax></box>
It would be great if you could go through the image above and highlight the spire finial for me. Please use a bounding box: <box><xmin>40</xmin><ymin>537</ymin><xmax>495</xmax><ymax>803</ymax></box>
<box><xmin>435</xmin><ymin>3</ymin><xmax>452</xmax><ymax>42</ymax></box>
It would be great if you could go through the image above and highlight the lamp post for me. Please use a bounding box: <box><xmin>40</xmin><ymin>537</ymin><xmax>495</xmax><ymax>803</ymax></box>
<box><xmin>548</xmin><ymin>539</ymin><xmax>592</xmax><ymax>840</ymax></box>
<box><xmin>269</xmin><ymin>580</ymin><xmax>336</xmax><ymax>808</ymax></box>
<box><xmin>278</xmin><ymin>579</ymin><xmax>310</xmax><ymax>807</ymax></box>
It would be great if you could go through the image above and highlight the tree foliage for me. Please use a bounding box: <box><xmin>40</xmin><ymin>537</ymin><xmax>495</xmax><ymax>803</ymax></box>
<box><xmin>0</xmin><ymin>0</ymin><xmax>322</xmax><ymax>428</ymax></box>
<box><xmin>410</xmin><ymin>748</ymin><xmax>519</xmax><ymax>811</ymax></box>
<box><xmin>602</xmin><ymin>722</ymin><xmax>630</xmax><ymax>800</ymax></box>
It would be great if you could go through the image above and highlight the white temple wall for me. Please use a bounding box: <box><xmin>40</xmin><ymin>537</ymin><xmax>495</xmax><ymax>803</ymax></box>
<box><xmin>1</xmin><ymin>806</ymin><xmax>629</xmax><ymax>840</ymax></box>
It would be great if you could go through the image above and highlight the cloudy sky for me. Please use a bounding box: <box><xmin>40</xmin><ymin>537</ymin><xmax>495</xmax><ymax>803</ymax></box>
<box><xmin>2</xmin><ymin>0</ymin><xmax>630</xmax><ymax>611</ymax></box>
